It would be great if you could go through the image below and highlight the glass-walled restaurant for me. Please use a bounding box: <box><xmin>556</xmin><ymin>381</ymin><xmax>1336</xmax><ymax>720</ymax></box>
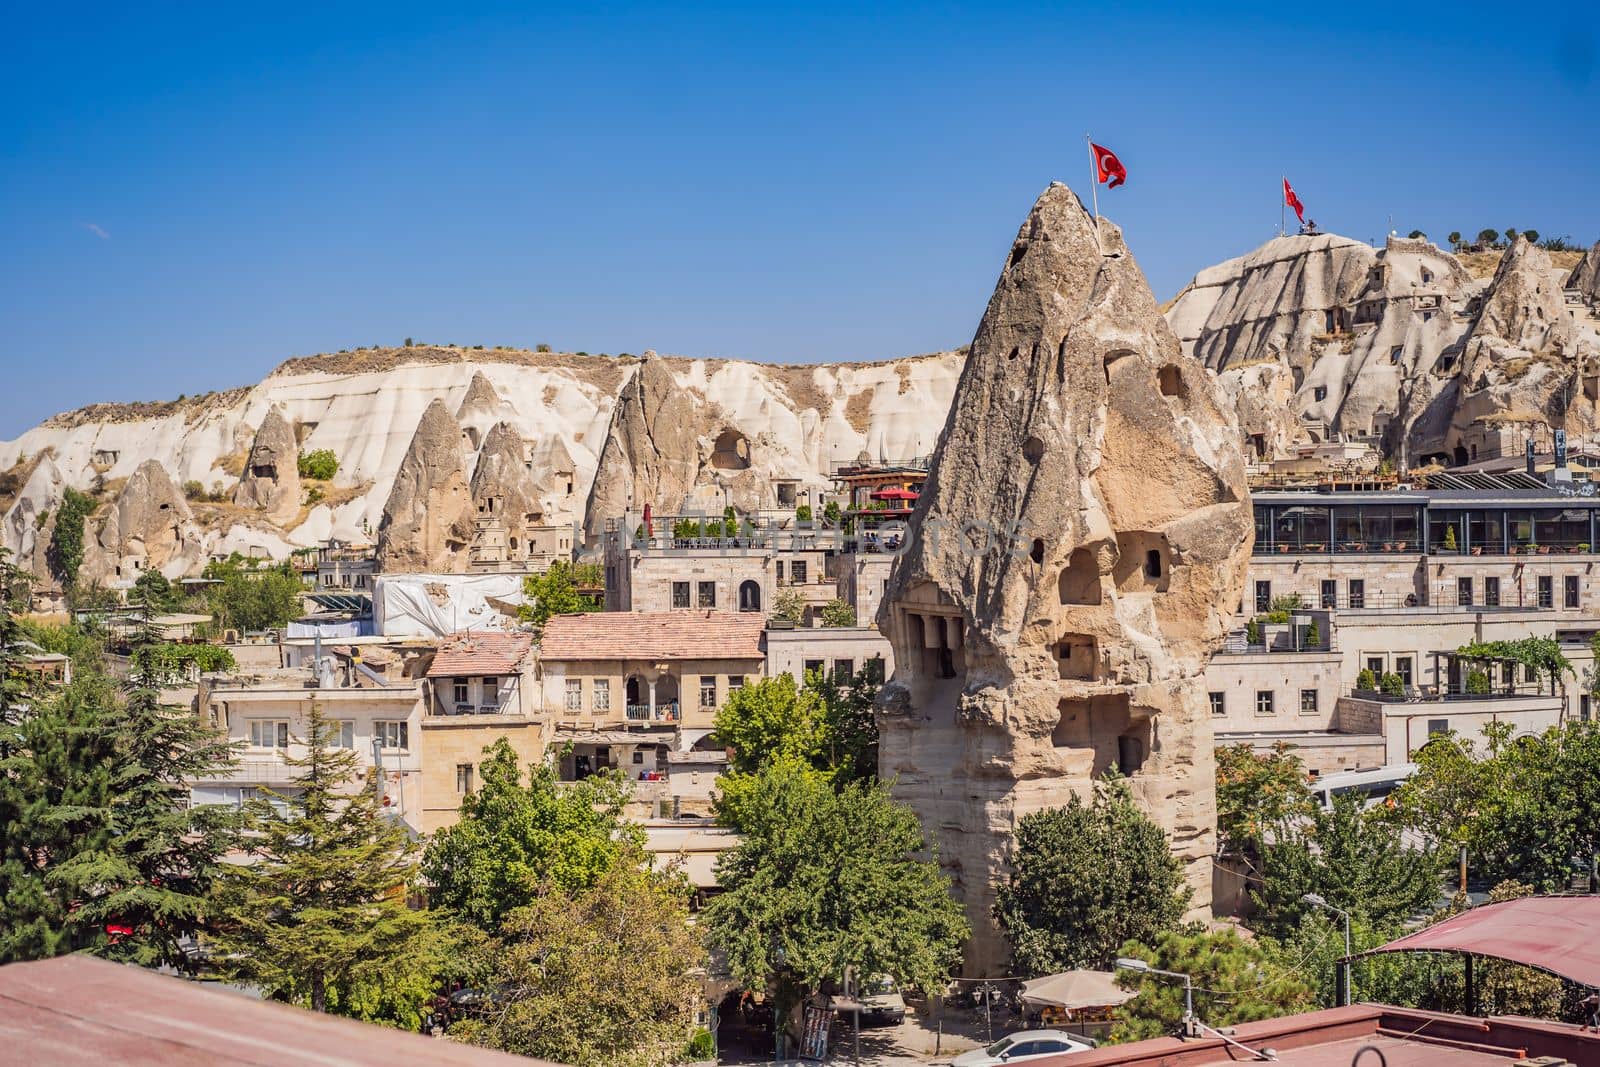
<box><xmin>1254</xmin><ymin>498</ymin><xmax>1600</xmax><ymax>556</ymax></box>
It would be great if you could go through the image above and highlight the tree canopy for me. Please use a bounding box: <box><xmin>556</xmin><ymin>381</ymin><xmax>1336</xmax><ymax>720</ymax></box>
<box><xmin>701</xmin><ymin>757</ymin><xmax>967</xmax><ymax>1027</ymax></box>
<box><xmin>1113</xmin><ymin>927</ymin><xmax>1313</xmax><ymax>1042</ymax></box>
<box><xmin>994</xmin><ymin>775</ymin><xmax>1190</xmax><ymax>975</ymax></box>
<box><xmin>209</xmin><ymin>702</ymin><xmax>442</xmax><ymax>1022</ymax></box>
<box><xmin>420</xmin><ymin>738</ymin><xmax>638</xmax><ymax>931</ymax></box>
<box><xmin>1215</xmin><ymin>743</ymin><xmax>1313</xmax><ymax>859</ymax></box>
<box><xmin>519</xmin><ymin>559</ymin><xmax>602</xmax><ymax>635</ymax></box>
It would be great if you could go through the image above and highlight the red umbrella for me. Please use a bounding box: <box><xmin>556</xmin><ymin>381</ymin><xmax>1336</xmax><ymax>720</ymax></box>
<box><xmin>871</xmin><ymin>486</ymin><xmax>919</xmax><ymax>501</ymax></box>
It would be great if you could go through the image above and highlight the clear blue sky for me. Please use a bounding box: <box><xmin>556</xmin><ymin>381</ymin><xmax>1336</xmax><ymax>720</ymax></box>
<box><xmin>2</xmin><ymin>2</ymin><xmax>1596</xmax><ymax>437</ymax></box>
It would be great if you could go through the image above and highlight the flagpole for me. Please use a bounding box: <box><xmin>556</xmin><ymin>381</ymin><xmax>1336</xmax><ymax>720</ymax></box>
<box><xmin>1086</xmin><ymin>134</ymin><xmax>1099</xmax><ymax>226</ymax></box>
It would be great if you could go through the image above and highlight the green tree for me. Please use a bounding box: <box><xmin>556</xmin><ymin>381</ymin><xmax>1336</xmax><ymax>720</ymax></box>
<box><xmin>209</xmin><ymin>702</ymin><xmax>441</xmax><ymax>1019</ymax></box>
<box><xmin>131</xmin><ymin>569</ymin><xmax>180</xmax><ymax>613</ymax></box>
<box><xmin>1267</xmin><ymin>909</ymin><xmax>1433</xmax><ymax>1010</ymax></box>
<box><xmin>818</xmin><ymin>598</ymin><xmax>857</xmax><ymax>627</ymax></box>
<box><xmin>1215</xmin><ymin>743</ymin><xmax>1313</xmax><ymax>859</ymax></box>
<box><xmin>703</xmin><ymin>758</ymin><xmax>966</xmax><ymax>1039</ymax></box>
<box><xmin>1447</xmin><ymin>231</ymin><xmax>1462</xmax><ymax>249</ymax></box>
<box><xmin>0</xmin><ymin>665</ymin><xmax>239</xmax><ymax>967</ymax></box>
<box><xmin>519</xmin><ymin>559</ymin><xmax>602</xmax><ymax>635</ymax></box>
<box><xmin>1476</xmin><ymin>228</ymin><xmax>1500</xmax><ymax>248</ymax></box>
<box><xmin>46</xmin><ymin>487</ymin><xmax>97</xmax><ymax>589</ymax></box>
<box><xmin>1253</xmin><ymin>793</ymin><xmax>1442</xmax><ymax>938</ymax></box>
<box><xmin>771</xmin><ymin>588</ymin><xmax>806</xmax><ymax>624</ymax></box>
<box><xmin>1522</xmin><ymin>229</ymin><xmax>1540</xmax><ymax>245</ymax></box>
<box><xmin>822</xmin><ymin>500</ymin><xmax>842</xmax><ymax>527</ymax></box>
<box><xmin>1113</xmin><ymin>927</ymin><xmax>1313</xmax><ymax>1042</ymax></box>
<box><xmin>1407</xmin><ymin>229</ymin><xmax>1426</xmax><ymax>239</ymax></box>
<box><xmin>1414</xmin><ymin>880</ymin><xmax>1572</xmax><ymax>1017</ymax></box>
<box><xmin>994</xmin><ymin>776</ymin><xmax>1190</xmax><ymax>974</ymax></box>
<box><xmin>296</xmin><ymin>449</ymin><xmax>339</xmax><ymax>480</ymax></box>
<box><xmin>807</xmin><ymin>664</ymin><xmax>881</xmax><ymax>784</ymax></box>
<box><xmin>420</xmin><ymin>739</ymin><xmax>638</xmax><ymax>931</ymax></box>
<box><xmin>452</xmin><ymin>861</ymin><xmax>706</xmax><ymax>1067</ymax></box>
<box><xmin>713</xmin><ymin>669</ymin><xmax>880</xmax><ymax>790</ymax></box>
<box><xmin>204</xmin><ymin>555</ymin><xmax>304</xmax><ymax>633</ymax></box>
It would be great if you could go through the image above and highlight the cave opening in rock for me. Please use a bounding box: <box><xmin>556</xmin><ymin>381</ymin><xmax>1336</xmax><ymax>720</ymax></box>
<box><xmin>711</xmin><ymin>429</ymin><xmax>751</xmax><ymax>471</ymax></box>
<box><xmin>1058</xmin><ymin>547</ymin><xmax>1102</xmax><ymax>605</ymax></box>
<box><xmin>1030</xmin><ymin>538</ymin><xmax>1045</xmax><ymax>564</ymax></box>
<box><xmin>1113</xmin><ymin>532</ymin><xmax>1170</xmax><ymax>593</ymax></box>
<box><xmin>1023</xmin><ymin>437</ymin><xmax>1045</xmax><ymax>465</ymax></box>
<box><xmin>1054</xmin><ymin>634</ymin><xmax>1099</xmax><ymax>681</ymax></box>
<box><xmin>1157</xmin><ymin>365</ymin><xmax>1184</xmax><ymax>397</ymax></box>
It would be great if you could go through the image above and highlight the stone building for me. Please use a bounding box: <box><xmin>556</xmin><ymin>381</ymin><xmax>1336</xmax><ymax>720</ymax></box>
<box><xmin>876</xmin><ymin>184</ymin><xmax>1252</xmax><ymax>975</ymax></box>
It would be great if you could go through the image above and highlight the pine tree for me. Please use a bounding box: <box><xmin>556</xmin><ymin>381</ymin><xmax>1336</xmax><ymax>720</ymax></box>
<box><xmin>210</xmin><ymin>702</ymin><xmax>441</xmax><ymax>1017</ymax></box>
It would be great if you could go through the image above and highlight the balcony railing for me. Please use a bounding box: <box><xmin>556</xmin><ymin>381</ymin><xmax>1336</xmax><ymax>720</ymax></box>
<box><xmin>626</xmin><ymin>701</ymin><xmax>680</xmax><ymax>723</ymax></box>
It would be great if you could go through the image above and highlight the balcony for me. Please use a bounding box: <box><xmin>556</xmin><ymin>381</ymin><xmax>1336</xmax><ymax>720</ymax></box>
<box><xmin>626</xmin><ymin>701</ymin><xmax>680</xmax><ymax>724</ymax></box>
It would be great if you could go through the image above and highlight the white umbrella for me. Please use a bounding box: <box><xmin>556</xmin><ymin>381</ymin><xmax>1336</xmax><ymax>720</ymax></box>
<box><xmin>1019</xmin><ymin>970</ymin><xmax>1136</xmax><ymax>1011</ymax></box>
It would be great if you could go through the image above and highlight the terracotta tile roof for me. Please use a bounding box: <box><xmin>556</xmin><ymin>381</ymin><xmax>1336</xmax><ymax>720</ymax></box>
<box><xmin>426</xmin><ymin>630</ymin><xmax>534</xmax><ymax>677</ymax></box>
<box><xmin>539</xmin><ymin>611</ymin><xmax>767</xmax><ymax>662</ymax></box>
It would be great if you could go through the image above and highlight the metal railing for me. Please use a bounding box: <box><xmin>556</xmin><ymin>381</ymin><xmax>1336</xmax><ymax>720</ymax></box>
<box><xmin>626</xmin><ymin>701</ymin><xmax>680</xmax><ymax>723</ymax></box>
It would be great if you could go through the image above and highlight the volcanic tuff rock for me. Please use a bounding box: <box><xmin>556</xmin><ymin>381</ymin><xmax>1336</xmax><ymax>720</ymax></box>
<box><xmin>583</xmin><ymin>355</ymin><xmax>702</xmax><ymax>543</ymax></box>
<box><xmin>470</xmin><ymin>421</ymin><xmax>545</xmax><ymax>527</ymax></box>
<box><xmin>233</xmin><ymin>406</ymin><xmax>301</xmax><ymax>523</ymax></box>
<box><xmin>84</xmin><ymin>459</ymin><xmax>203</xmax><ymax>581</ymax></box>
<box><xmin>1568</xmin><ymin>241</ymin><xmax>1600</xmax><ymax>302</ymax></box>
<box><xmin>877</xmin><ymin>183</ymin><xmax>1252</xmax><ymax>975</ymax></box>
<box><xmin>455</xmin><ymin>371</ymin><xmax>517</xmax><ymax>453</ymax></box>
<box><xmin>2</xmin><ymin>454</ymin><xmax>65</xmax><ymax>583</ymax></box>
<box><xmin>376</xmin><ymin>398</ymin><xmax>473</xmax><ymax>572</ymax></box>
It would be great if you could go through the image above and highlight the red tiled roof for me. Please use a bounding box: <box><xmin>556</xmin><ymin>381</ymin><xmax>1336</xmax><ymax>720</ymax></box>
<box><xmin>426</xmin><ymin>630</ymin><xmax>534</xmax><ymax>677</ymax></box>
<box><xmin>539</xmin><ymin>611</ymin><xmax>766</xmax><ymax>661</ymax></box>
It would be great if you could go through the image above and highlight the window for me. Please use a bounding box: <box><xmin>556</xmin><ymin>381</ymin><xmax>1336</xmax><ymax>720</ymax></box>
<box><xmin>671</xmin><ymin>581</ymin><xmax>690</xmax><ymax>608</ymax></box>
<box><xmin>1209</xmin><ymin>691</ymin><xmax>1226</xmax><ymax>716</ymax></box>
<box><xmin>697</xmin><ymin>581</ymin><xmax>716</xmax><ymax>608</ymax></box>
<box><xmin>833</xmin><ymin>658</ymin><xmax>854</xmax><ymax>683</ymax></box>
<box><xmin>1526</xmin><ymin>662</ymin><xmax>1538</xmax><ymax>683</ymax></box>
<box><xmin>632</xmin><ymin>750</ymin><xmax>644</xmax><ymax>764</ymax></box>
<box><xmin>699</xmin><ymin>675</ymin><xmax>717</xmax><ymax>709</ymax></box>
<box><xmin>592</xmin><ymin>678</ymin><xmax>611</xmax><ymax>712</ymax></box>
<box><xmin>330</xmin><ymin>720</ymin><xmax>355</xmax><ymax>748</ymax></box>
<box><xmin>1300</xmin><ymin>689</ymin><xmax>1318</xmax><ymax>716</ymax></box>
<box><xmin>1537</xmin><ymin>575</ymin><xmax>1553</xmax><ymax>609</ymax></box>
<box><xmin>775</xmin><ymin>561</ymin><xmax>785</xmax><ymax>584</ymax></box>
<box><xmin>456</xmin><ymin>763</ymin><xmax>474</xmax><ymax>794</ymax></box>
<box><xmin>1390</xmin><ymin>345</ymin><xmax>1404</xmax><ymax>364</ymax></box>
<box><xmin>452</xmin><ymin>679</ymin><xmax>469</xmax><ymax>706</ymax></box>
<box><xmin>1320</xmin><ymin>580</ymin><xmax>1337</xmax><ymax>609</ymax></box>
<box><xmin>1485</xmin><ymin>576</ymin><xmax>1500</xmax><ymax>607</ymax></box>
<box><xmin>565</xmin><ymin>678</ymin><xmax>583</xmax><ymax>711</ymax></box>
<box><xmin>803</xmin><ymin>658</ymin><xmax>824</xmax><ymax>680</ymax></box>
<box><xmin>792</xmin><ymin>560</ymin><xmax>808</xmax><ymax>585</ymax></box>
<box><xmin>376</xmin><ymin>721</ymin><xmax>409</xmax><ymax>751</ymax></box>
<box><xmin>1367</xmin><ymin>656</ymin><xmax>1385</xmax><ymax>676</ymax></box>
<box><xmin>1583</xmin><ymin>694</ymin><xmax>1592</xmax><ymax>723</ymax></box>
<box><xmin>1565</xmin><ymin>575</ymin><xmax>1580</xmax><ymax>609</ymax></box>
<box><xmin>1255</xmin><ymin>580</ymin><xmax>1272</xmax><ymax>612</ymax></box>
<box><xmin>481</xmin><ymin>676</ymin><xmax>499</xmax><ymax>708</ymax></box>
<box><xmin>728</xmin><ymin>675</ymin><xmax>745</xmax><ymax>693</ymax></box>
<box><xmin>1456</xmin><ymin>577</ymin><xmax>1473</xmax><ymax>606</ymax></box>
<box><xmin>249</xmin><ymin>720</ymin><xmax>290</xmax><ymax>748</ymax></box>
<box><xmin>1312</xmin><ymin>386</ymin><xmax>1327</xmax><ymax>401</ymax></box>
<box><xmin>1348</xmin><ymin>579</ymin><xmax>1365</xmax><ymax>609</ymax></box>
<box><xmin>1502</xmin><ymin>661</ymin><xmax>1515</xmax><ymax>686</ymax></box>
<box><xmin>1255</xmin><ymin>690</ymin><xmax>1275</xmax><ymax>717</ymax></box>
<box><xmin>864</xmin><ymin>657</ymin><xmax>885</xmax><ymax>684</ymax></box>
<box><xmin>1395</xmin><ymin>656</ymin><xmax>1413</xmax><ymax>685</ymax></box>
<box><xmin>1428</xmin><ymin>718</ymin><xmax>1449</xmax><ymax>737</ymax></box>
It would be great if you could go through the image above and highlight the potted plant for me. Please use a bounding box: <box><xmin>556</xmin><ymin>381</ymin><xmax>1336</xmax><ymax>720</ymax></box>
<box><xmin>1356</xmin><ymin>667</ymin><xmax>1378</xmax><ymax>693</ymax></box>
<box><xmin>795</xmin><ymin>504</ymin><xmax>814</xmax><ymax>529</ymax></box>
<box><xmin>1582</xmin><ymin>543</ymin><xmax>1592</xmax><ymax>554</ymax></box>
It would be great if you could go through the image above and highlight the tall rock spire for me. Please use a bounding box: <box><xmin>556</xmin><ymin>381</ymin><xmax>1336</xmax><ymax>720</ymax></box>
<box><xmin>376</xmin><ymin>398</ymin><xmax>473</xmax><ymax>572</ymax></box>
<box><xmin>233</xmin><ymin>405</ymin><xmax>302</xmax><ymax>523</ymax></box>
<box><xmin>877</xmin><ymin>183</ymin><xmax>1252</xmax><ymax>975</ymax></box>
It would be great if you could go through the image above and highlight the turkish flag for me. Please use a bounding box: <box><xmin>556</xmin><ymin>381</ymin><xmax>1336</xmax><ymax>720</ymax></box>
<box><xmin>1284</xmin><ymin>178</ymin><xmax>1306</xmax><ymax>225</ymax></box>
<box><xmin>1090</xmin><ymin>143</ymin><xmax>1126</xmax><ymax>189</ymax></box>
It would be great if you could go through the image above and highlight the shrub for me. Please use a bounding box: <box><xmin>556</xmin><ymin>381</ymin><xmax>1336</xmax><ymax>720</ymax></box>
<box><xmin>1466</xmin><ymin>668</ymin><xmax>1491</xmax><ymax>695</ymax></box>
<box><xmin>1521</xmin><ymin>229</ymin><xmax>1539</xmax><ymax>245</ymax></box>
<box><xmin>1356</xmin><ymin>668</ymin><xmax>1378</xmax><ymax>692</ymax></box>
<box><xmin>182</xmin><ymin>479</ymin><xmax>206</xmax><ymax>500</ymax></box>
<box><xmin>822</xmin><ymin>500</ymin><xmax>842</xmax><ymax>526</ymax></box>
<box><xmin>796</xmin><ymin>504</ymin><xmax>813</xmax><ymax>522</ymax></box>
<box><xmin>536</xmin><ymin>343</ymin><xmax>552</xmax><ymax>353</ymax></box>
<box><xmin>1380</xmin><ymin>671</ymin><xmax>1405</xmax><ymax>697</ymax></box>
<box><xmin>1305</xmin><ymin>620</ymin><xmax>1321</xmax><ymax>648</ymax></box>
<box><xmin>1407</xmin><ymin>229</ymin><xmax>1425</xmax><ymax>240</ymax></box>
<box><xmin>296</xmin><ymin>449</ymin><xmax>338</xmax><ymax>480</ymax></box>
<box><xmin>819</xmin><ymin>599</ymin><xmax>857</xmax><ymax>628</ymax></box>
<box><xmin>1443</xmin><ymin>524</ymin><xmax>1457</xmax><ymax>551</ymax></box>
<box><xmin>1245</xmin><ymin>618</ymin><xmax>1261</xmax><ymax>646</ymax></box>
<box><xmin>1476</xmin><ymin>228</ymin><xmax>1500</xmax><ymax>248</ymax></box>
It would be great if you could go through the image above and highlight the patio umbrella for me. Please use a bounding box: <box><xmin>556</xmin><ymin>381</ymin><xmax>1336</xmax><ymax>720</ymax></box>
<box><xmin>871</xmin><ymin>486</ymin><xmax>919</xmax><ymax>500</ymax></box>
<box><xmin>1019</xmin><ymin>970</ymin><xmax>1135</xmax><ymax>1011</ymax></box>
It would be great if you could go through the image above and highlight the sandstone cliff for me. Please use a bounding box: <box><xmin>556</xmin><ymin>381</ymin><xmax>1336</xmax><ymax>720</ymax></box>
<box><xmin>83</xmin><ymin>459</ymin><xmax>204</xmax><ymax>582</ymax></box>
<box><xmin>878</xmin><ymin>184</ymin><xmax>1252</xmax><ymax>975</ymax></box>
<box><xmin>233</xmin><ymin>406</ymin><xmax>301</xmax><ymax>523</ymax></box>
<box><xmin>376</xmin><ymin>398</ymin><xmax>473</xmax><ymax>572</ymax></box>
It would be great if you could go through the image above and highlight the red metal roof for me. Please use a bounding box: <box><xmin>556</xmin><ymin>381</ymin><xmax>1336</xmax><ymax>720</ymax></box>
<box><xmin>1362</xmin><ymin>895</ymin><xmax>1600</xmax><ymax>987</ymax></box>
<box><xmin>539</xmin><ymin>611</ymin><xmax>766</xmax><ymax>662</ymax></box>
<box><xmin>425</xmin><ymin>630</ymin><xmax>534</xmax><ymax>677</ymax></box>
<box><xmin>0</xmin><ymin>954</ymin><xmax>560</xmax><ymax>1065</ymax></box>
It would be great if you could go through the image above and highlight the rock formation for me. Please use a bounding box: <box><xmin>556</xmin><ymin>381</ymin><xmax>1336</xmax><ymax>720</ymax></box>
<box><xmin>471</xmin><ymin>422</ymin><xmax>544</xmax><ymax>525</ymax></box>
<box><xmin>1568</xmin><ymin>241</ymin><xmax>1600</xmax><ymax>303</ymax></box>
<box><xmin>1216</xmin><ymin>362</ymin><xmax>1313</xmax><ymax>463</ymax></box>
<box><xmin>1</xmin><ymin>454</ymin><xmax>65</xmax><ymax>584</ymax></box>
<box><xmin>877</xmin><ymin>184</ymin><xmax>1252</xmax><ymax>975</ymax></box>
<box><xmin>85</xmin><ymin>459</ymin><xmax>203</xmax><ymax>581</ymax></box>
<box><xmin>233</xmin><ymin>406</ymin><xmax>301</xmax><ymax>522</ymax></box>
<box><xmin>376</xmin><ymin>398</ymin><xmax>474</xmax><ymax>572</ymax></box>
<box><xmin>455</xmin><ymin>370</ymin><xmax>516</xmax><ymax>453</ymax></box>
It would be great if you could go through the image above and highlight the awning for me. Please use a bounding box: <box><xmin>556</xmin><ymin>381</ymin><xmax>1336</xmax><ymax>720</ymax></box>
<box><xmin>1355</xmin><ymin>896</ymin><xmax>1600</xmax><ymax>986</ymax></box>
<box><xmin>1020</xmin><ymin>970</ymin><xmax>1136</xmax><ymax>1010</ymax></box>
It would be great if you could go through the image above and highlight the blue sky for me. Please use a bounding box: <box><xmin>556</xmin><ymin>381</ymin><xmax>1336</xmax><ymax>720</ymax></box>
<box><xmin>1</xmin><ymin>2</ymin><xmax>1596</xmax><ymax>437</ymax></box>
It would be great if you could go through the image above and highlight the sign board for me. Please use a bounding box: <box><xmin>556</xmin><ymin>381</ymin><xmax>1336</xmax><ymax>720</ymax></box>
<box><xmin>1527</xmin><ymin>438</ymin><xmax>1537</xmax><ymax>474</ymax></box>
<box><xmin>1556</xmin><ymin>429</ymin><xmax>1568</xmax><ymax>468</ymax></box>
<box><xmin>799</xmin><ymin>1004</ymin><xmax>831</xmax><ymax>1060</ymax></box>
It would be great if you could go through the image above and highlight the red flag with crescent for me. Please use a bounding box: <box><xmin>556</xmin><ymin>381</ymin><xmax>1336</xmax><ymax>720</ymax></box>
<box><xmin>1284</xmin><ymin>178</ymin><xmax>1306</xmax><ymax>225</ymax></box>
<box><xmin>1090</xmin><ymin>143</ymin><xmax>1126</xmax><ymax>189</ymax></box>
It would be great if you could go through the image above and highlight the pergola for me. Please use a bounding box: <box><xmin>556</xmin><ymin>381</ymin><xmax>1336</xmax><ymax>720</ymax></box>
<box><xmin>1348</xmin><ymin>896</ymin><xmax>1600</xmax><ymax>1012</ymax></box>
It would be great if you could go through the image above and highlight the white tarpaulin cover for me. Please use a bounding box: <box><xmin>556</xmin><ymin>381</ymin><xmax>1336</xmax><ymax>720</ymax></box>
<box><xmin>372</xmin><ymin>574</ymin><xmax>526</xmax><ymax>638</ymax></box>
<box><xmin>1019</xmin><ymin>970</ymin><xmax>1135</xmax><ymax>1010</ymax></box>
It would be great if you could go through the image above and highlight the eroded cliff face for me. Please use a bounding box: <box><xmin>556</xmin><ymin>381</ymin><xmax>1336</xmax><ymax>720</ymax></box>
<box><xmin>878</xmin><ymin>184</ymin><xmax>1252</xmax><ymax>975</ymax></box>
<box><xmin>0</xmin><ymin>345</ymin><xmax>964</xmax><ymax>581</ymax></box>
<box><xmin>1171</xmin><ymin>233</ymin><xmax>1600</xmax><ymax>467</ymax></box>
<box><xmin>233</xmin><ymin>406</ymin><xmax>301</xmax><ymax>523</ymax></box>
<box><xmin>376</xmin><ymin>399</ymin><xmax>473</xmax><ymax>573</ymax></box>
<box><xmin>83</xmin><ymin>459</ymin><xmax>205</xmax><ymax>582</ymax></box>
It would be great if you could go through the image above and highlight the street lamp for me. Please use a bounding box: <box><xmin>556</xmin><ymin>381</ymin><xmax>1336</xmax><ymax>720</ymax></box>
<box><xmin>1303</xmin><ymin>893</ymin><xmax>1354</xmax><ymax>1005</ymax></box>
<box><xmin>1116</xmin><ymin>957</ymin><xmax>1196</xmax><ymax>1036</ymax></box>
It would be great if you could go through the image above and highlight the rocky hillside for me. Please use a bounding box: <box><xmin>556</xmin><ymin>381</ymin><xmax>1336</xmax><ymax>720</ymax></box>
<box><xmin>1170</xmin><ymin>234</ymin><xmax>1600</xmax><ymax>465</ymax></box>
<box><xmin>0</xmin><ymin>345</ymin><xmax>964</xmax><ymax>584</ymax></box>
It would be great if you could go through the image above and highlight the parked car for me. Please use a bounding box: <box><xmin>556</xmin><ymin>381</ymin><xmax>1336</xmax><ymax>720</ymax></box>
<box><xmin>857</xmin><ymin>974</ymin><xmax>907</xmax><ymax>1026</ymax></box>
<box><xmin>945</xmin><ymin>1029</ymin><xmax>1096</xmax><ymax>1065</ymax></box>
